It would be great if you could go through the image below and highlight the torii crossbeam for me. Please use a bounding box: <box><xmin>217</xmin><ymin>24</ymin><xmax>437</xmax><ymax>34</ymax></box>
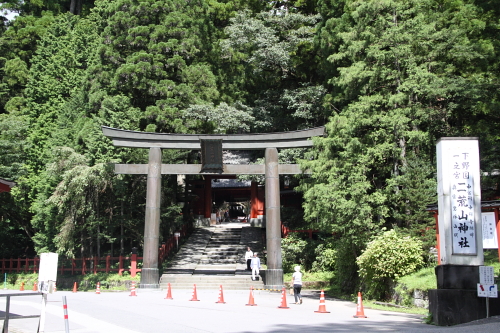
<box><xmin>102</xmin><ymin>126</ymin><xmax>325</xmax><ymax>289</ymax></box>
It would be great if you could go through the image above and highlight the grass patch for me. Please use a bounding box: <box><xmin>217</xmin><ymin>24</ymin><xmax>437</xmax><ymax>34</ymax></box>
<box><xmin>1</xmin><ymin>272</ymin><xmax>140</xmax><ymax>291</ymax></box>
<box><xmin>363</xmin><ymin>300</ymin><xmax>429</xmax><ymax>315</ymax></box>
<box><xmin>283</xmin><ymin>270</ymin><xmax>334</xmax><ymax>282</ymax></box>
<box><xmin>396</xmin><ymin>267</ymin><xmax>436</xmax><ymax>291</ymax></box>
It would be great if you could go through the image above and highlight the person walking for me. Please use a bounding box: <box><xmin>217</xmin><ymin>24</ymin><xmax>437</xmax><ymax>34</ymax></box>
<box><xmin>250</xmin><ymin>252</ymin><xmax>261</xmax><ymax>281</ymax></box>
<box><xmin>292</xmin><ymin>265</ymin><xmax>303</xmax><ymax>304</ymax></box>
<box><xmin>244</xmin><ymin>247</ymin><xmax>253</xmax><ymax>271</ymax></box>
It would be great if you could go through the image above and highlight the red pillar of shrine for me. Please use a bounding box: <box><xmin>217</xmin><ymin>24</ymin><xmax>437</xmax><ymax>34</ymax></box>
<box><xmin>204</xmin><ymin>177</ymin><xmax>212</xmax><ymax>218</ymax></box>
<box><xmin>251</xmin><ymin>181</ymin><xmax>258</xmax><ymax>219</ymax></box>
<box><xmin>433</xmin><ymin>211</ymin><xmax>441</xmax><ymax>265</ymax></box>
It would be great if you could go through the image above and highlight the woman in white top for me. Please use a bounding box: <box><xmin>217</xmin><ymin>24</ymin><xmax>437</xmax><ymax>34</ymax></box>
<box><xmin>292</xmin><ymin>265</ymin><xmax>303</xmax><ymax>304</ymax></box>
<box><xmin>244</xmin><ymin>247</ymin><xmax>253</xmax><ymax>270</ymax></box>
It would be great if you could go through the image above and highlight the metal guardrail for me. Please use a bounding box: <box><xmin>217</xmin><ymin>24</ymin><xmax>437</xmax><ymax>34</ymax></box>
<box><xmin>0</xmin><ymin>292</ymin><xmax>41</xmax><ymax>333</ymax></box>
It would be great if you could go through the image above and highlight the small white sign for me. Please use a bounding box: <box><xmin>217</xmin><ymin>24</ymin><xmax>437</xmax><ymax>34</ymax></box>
<box><xmin>479</xmin><ymin>266</ymin><xmax>495</xmax><ymax>285</ymax></box>
<box><xmin>478</xmin><ymin>283</ymin><xmax>488</xmax><ymax>297</ymax></box>
<box><xmin>482</xmin><ymin>212</ymin><xmax>498</xmax><ymax>249</ymax></box>
<box><xmin>477</xmin><ymin>284</ymin><xmax>498</xmax><ymax>298</ymax></box>
<box><xmin>174</xmin><ymin>232</ymin><xmax>180</xmax><ymax>237</ymax></box>
<box><xmin>38</xmin><ymin>253</ymin><xmax>58</xmax><ymax>294</ymax></box>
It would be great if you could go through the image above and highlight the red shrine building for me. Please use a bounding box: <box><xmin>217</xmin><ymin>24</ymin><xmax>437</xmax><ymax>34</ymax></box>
<box><xmin>184</xmin><ymin>151</ymin><xmax>301</xmax><ymax>227</ymax></box>
<box><xmin>0</xmin><ymin>178</ymin><xmax>16</xmax><ymax>193</ymax></box>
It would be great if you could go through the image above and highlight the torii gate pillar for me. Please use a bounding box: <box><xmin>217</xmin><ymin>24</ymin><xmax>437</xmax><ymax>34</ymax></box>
<box><xmin>265</xmin><ymin>148</ymin><xmax>283</xmax><ymax>289</ymax></box>
<box><xmin>141</xmin><ymin>147</ymin><xmax>162</xmax><ymax>288</ymax></box>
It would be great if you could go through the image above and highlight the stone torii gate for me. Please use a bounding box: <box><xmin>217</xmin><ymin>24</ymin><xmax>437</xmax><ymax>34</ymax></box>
<box><xmin>102</xmin><ymin>126</ymin><xmax>325</xmax><ymax>289</ymax></box>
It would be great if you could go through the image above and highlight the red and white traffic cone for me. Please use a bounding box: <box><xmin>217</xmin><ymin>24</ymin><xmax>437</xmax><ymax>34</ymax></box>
<box><xmin>353</xmin><ymin>292</ymin><xmax>367</xmax><ymax>318</ymax></box>
<box><xmin>189</xmin><ymin>284</ymin><xmax>200</xmax><ymax>301</ymax></box>
<box><xmin>314</xmin><ymin>290</ymin><xmax>330</xmax><ymax>313</ymax></box>
<box><xmin>215</xmin><ymin>285</ymin><xmax>226</xmax><ymax>304</ymax></box>
<box><xmin>20</xmin><ymin>282</ymin><xmax>25</xmax><ymax>291</ymax></box>
<box><xmin>72</xmin><ymin>282</ymin><xmax>78</xmax><ymax>293</ymax></box>
<box><xmin>278</xmin><ymin>287</ymin><xmax>290</xmax><ymax>309</ymax></box>
<box><xmin>53</xmin><ymin>282</ymin><xmax>57</xmax><ymax>293</ymax></box>
<box><xmin>129</xmin><ymin>281</ymin><xmax>137</xmax><ymax>296</ymax></box>
<box><xmin>33</xmin><ymin>282</ymin><xmax>38</xmax><ymax>291</ymax></box>
<box><xmin>164</xmin><ymin>283</ymin><xmax>173</xmax><ymax>300</ymax></box>
<box><xmin>245</xmin><ymin>286</ymin><xmax>257</xmax><ymax>306</ymax></box>
<box><xmin>95</xmin><ymin>282</ymin><xmax>101</xmax><ymax>294</ymax></box>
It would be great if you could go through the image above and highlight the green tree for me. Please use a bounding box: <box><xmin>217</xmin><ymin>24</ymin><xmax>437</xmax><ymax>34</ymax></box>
<box><xmin>220</xmin><ymin>10</ymin><xmax>325</xmax><ymax>131</ymax></box>
<box><xmin>302</xmin><ymin>0</ymin><xmax>496</xmax><ymax>244</ymax></box>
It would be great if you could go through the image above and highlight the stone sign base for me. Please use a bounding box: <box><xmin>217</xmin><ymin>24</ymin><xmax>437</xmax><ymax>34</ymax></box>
<box><xmin>429</xmin><ymin>265</ymin><xmax>500</xmax><ymax>326</ymax></box>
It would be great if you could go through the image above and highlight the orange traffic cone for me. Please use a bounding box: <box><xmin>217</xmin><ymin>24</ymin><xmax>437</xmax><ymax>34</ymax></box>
<box><xmin>33</xmin><ymin>282</ymin><xmax>38</xmax><ymax>291</ymax></box>
<box><xmin>278</xmin><ymin>287</ymin><xmax>290</xmax><ymax>309</ymax></box>
<box><xmin>314</xmin><ymin>290</ymin><xmax>330</xmax><ymax>313</ymax></box>
<box><xmin>353</xmin><ymin>292</ymin><xmax>367</xmax><ymax>318</ymax></box>
<box><xmin>215</xmin><ymin>285</ymin><xmax>226</xmax><ymax>304</ymax></box>
<box><xmin>129</xmin><ymin>281</ymin><xmax>137</xmax><ymax>296</ymax></box>
<box><xmin>20</xmin><ymin>282</ymin><xmax>25</xmax><ymax>291</ymax></box>
<box><xmin>95</xmin><ymin>282</ymin><xmax>101</xmax><ymax>294</ymax></box>
<box><xmin>72</xmin><ymin>282</ymin><xmax>78</xmax><ymax>293</ymax></box>
<box><xmin>245</xmin><ymin>286</ymin><xmax>257</xmax><ymax>306</ymax></box>
<box><xmin>164</xmin><ymin>283</ymin><xmax>173</xmax><ymax>300</ymax></box>
<box><xmin>189</xmin><ymin>284</ymin><xmax>200</xmax><ymax>301</ymax></box>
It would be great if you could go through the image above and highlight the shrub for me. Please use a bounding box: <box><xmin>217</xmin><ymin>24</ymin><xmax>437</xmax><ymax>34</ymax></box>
<box><xmin>311</xmin><ymin>238</ymin><xmax>336</xmax><ymax>272</ymax></box>
<box><xmin>357</xmin><ymin>229</ymin><xmax>424</xmax><ymax>300</ymax></box>
<box><xmin>281</xmin><ymin>233</ymin><xmax>318</xmax><ymax>273</ymax></box>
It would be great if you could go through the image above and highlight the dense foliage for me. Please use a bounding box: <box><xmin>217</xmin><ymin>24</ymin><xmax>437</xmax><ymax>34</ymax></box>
<box><xmin>1</xmin><ymin>0</ymin><xmax>499</xmax><ymax>299</ymax></box>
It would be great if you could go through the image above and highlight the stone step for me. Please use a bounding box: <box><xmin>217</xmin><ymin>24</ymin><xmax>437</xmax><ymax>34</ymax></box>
<box><xmin>203</xmin><ymin>250</ymin><xmax>239</xmax><ymax>255</ymax></box>
<box><xmin>201</xmin><ymin>254</ymin><xmax>240</xmax><ymax>259</ymax></box>
<box><xmin>199</xmin><ymin>260</ymin><xmax>239</xmax><ymax>264</ymax></box>
<box><xmin>159</xmin><ymin>283</ymin><xmax>264</xmax><ymax>290</ymax></box>
<box><xmin>161</xmin><ymin>274</ymin><xmax>253</xmax><ymax>282</ymax></box>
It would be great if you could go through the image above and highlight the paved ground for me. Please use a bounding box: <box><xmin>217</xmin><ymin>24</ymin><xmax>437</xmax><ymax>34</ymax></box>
<box><xmin>1</xmin><ymin>289</ymin><xmax>499</xmax><ymax>333</ymax></box>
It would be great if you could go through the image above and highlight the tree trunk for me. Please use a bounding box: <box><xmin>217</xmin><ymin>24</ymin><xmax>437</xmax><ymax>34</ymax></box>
<box><xmin>120</xmin><ymin>200</ymin><xmax>124</xmax><ymax>255</ymax></box>
<box><xmin>97</xmin><ymin>194</ymin><xmax>100</xmax><ymax>258</ymax></box>
<box><xmin>70</xmin><ymin>0</ymin><xmax>77</xmax><ymax>14</ymax></box>
<box><xmin>77</xmin><ymin>0</ymin><xmax>83</xmax><ymax>15</ymax></box>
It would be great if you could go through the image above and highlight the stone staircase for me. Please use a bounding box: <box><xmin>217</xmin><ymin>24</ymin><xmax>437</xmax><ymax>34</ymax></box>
<box><xmin>159</xmin><ymin>222</ymin><xmax>265</xmax><ymax>290</ymax></box>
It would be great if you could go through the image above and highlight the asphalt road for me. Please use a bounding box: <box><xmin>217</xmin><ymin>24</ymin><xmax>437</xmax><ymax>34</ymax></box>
<box><xmin>1</xmin><ymin>289</ymin><xmax>499</xmax><ymax>333</ymax></box>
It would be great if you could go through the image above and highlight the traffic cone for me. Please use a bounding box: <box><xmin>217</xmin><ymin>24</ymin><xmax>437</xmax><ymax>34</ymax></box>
<box><xmin>278</xmin><ymin>287</ymin><xmax>289</xmax><ymax>309</ymax></box>
<box><xmin>33</xmin><ymin>282</ymin><xmax>38</xmax><ymax>291</ymax></box>
<box><xmin>129</xmin><ymin>281</ymin><xmax>137</xmax><ymax>296</ymax></box>
<box><xmin>245</xmin><ymin>286</ymin><xmax>257</xmax><ymax>306</ymax></box>
<box><xmin>20</xmin><ymin>282</ymin><xmax>25</xmax><ymax>291</ymax></box>
<box><xmin>164</xmin><ymin>283</ymin><xmax>173</xmax><ymax>300</ymax></box>
<box><xmin>314</xmin><ymin>290</ymin><xmax>330</xmax><ymax>313</ymax></box>
<box><xmin>53</xmin><ymin>282</ymin><xmax>56</xmax><ymax>293</ymax></box>
<box><xmin>189</xmin><ymin>284</ymin><xmax>200</xmax><ymax>301</ymax></box>
<box><xmin>215</xmin><ymin>285</ymin><xmax>225</xmax><ymax>304</ymax></box>
<box><xmin>72</xmin><ymin>282</ymin><xmax>78</xmax><ymax>293</ymax></box>
<box><xmin>353</xmin><ymin>292</ymin><xmax>367</xmax><ymax>318</ymax></box>
<box><xmin>95</xmin><ymin>282</ymin><xmax>101</xmax><ymax>294</ymax></box>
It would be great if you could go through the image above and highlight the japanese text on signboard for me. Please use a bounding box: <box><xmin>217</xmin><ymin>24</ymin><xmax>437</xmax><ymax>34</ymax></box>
<box><xmin>450</xmin><ymin>151</ymin><xmax>476</xmax><ymax>254</ymax></box>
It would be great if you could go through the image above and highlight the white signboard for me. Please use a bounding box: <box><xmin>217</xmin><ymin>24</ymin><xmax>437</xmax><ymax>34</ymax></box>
<box><xmin>477</xmin><ymin>284</ymin><xmax>498</xmax><ymax>298</ymax></box>
<box><xmin>479</xmin><ymin>266</ymin><xmax>495</xmax><ymax>285</ymax></box>
<box><xmin>482</xmin><ymin>212</ymin><xmax>498</xmax><ymax>249</ymax></box>
<box><xmin>436</xmin><ymin>138</ymin><xmax>483</xmax><ymax>265</ymax></box>
<box><xmin>450</xmin><ymin>150</ymin><xmax>476</xmax><ymax>254</ymax></box>
<box><xmin>38</xmin><ymin>253</ymin><xmax>58</xmax><ymax>294</ymax></box>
